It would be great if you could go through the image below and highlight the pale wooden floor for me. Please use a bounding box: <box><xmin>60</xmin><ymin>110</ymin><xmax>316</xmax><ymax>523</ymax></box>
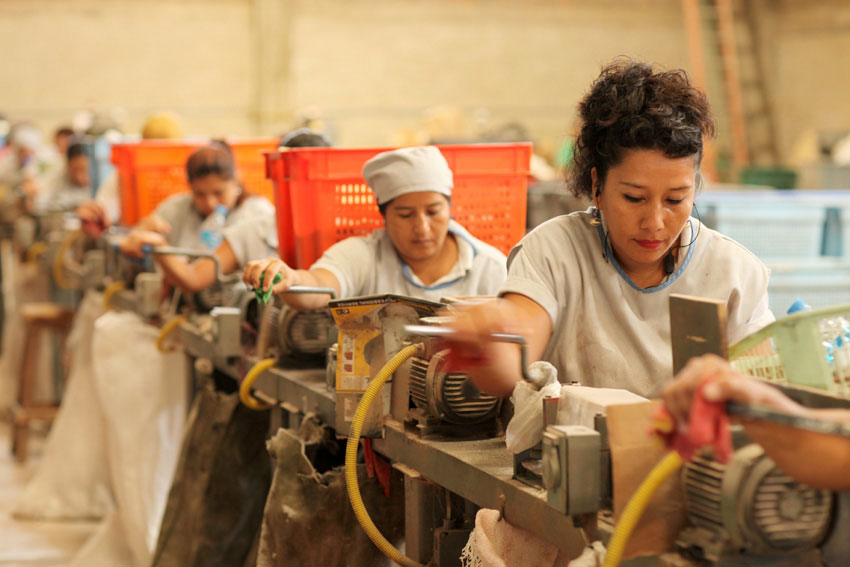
<box><xmin>0</xmin><ymin>422</ymin><xmax>96</xmax><ymax>567</ymax></box>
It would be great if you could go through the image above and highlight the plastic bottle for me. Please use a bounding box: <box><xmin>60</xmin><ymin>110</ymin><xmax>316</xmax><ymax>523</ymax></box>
<box><xmin>787</xmin><ymin>298</ymin><xmax>847</xmax><ymax>395</ymax></box>
<box><xmin>199</xmin><ymin>204</ymin><xmax>228</xmax><ymax>249</ymax></box>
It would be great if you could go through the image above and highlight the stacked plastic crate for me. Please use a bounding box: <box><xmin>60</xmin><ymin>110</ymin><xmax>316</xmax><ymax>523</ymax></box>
<box><xmin>697</xmin><ymin>189</ymin><xmax>850</xmax><ymax>316</ymax></box>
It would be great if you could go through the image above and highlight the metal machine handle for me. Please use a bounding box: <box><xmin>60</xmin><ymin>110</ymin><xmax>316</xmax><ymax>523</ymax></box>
<box><xmin>726</xmin><ymin>400</ymin><xmax>850</xmax><ymax>438</ymax></box>
<box><xmin>403</xmin><ymin>324</ymin><xmax>545</xmax><ymax>387</ymax></box>
<box><xmin>283</xmin><ymin>285</ymin><xmax>337</xmax><ymax>299</ymax></box>
<box><xmin>146</xmin><ymin>245</ymin><xmax>234</xmax><ymax>283</ymax></box>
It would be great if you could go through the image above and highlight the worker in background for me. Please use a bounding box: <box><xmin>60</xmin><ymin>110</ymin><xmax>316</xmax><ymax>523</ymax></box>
<box><xmin>242</xmin><ymin>145</ymin><xmax>508</xmax><ymax>307</ymax></box>
<box><xmin>120</xmin><ymin>141</ymin><xmax>273</xmax><ymax>258</ymax></box>
<box><xmin>120</xmin><ymin>129</ymin><xmax>331</xmax><ymax>293</ymax></box>
<box><xmin>445</xmin><ymin>59</ymin><xmax>774</xmax><ymax>399</ymax></box>
<box><xmin>0</xmin><ymin>122</ymin><xmax>56</xmax><ymax>203</ymax></box>
<box><xmin>53</xmin><ymin>126</ymin><xmax>75</xmax><ymax>158</ymax></box>
<box><xmin>76</xmin><ymin>111</ymin><xmax>183</xmax><ymax>234</ymax></box>
<box><xmin>662</xmin><ymin>354</ymin><xmax>850</xmax><ymax>491</ymax></box>
<box><xmin>32</xmin><ymin>141</ymin><xmax>92</xmax><ymax>212</ymax></box>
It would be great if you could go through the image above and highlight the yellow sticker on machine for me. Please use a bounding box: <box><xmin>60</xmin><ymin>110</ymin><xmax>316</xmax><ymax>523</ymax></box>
<box><xmin>329</xmin><ymin>294</ymin><xmax>442</xmax><ymax>394</ymax></box>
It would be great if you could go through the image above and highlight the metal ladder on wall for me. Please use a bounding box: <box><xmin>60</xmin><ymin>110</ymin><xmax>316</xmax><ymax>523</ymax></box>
<box><xmin>682</xmin><ymin>0</ymin><xmax>780</xmax><ymax>180</ymax></box>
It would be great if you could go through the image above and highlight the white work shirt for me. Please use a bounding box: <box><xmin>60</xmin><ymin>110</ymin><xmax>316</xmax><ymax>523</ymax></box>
<box><xmin>151</xmin><ymin>193</ymin><xmax>274</xmax><ymax>250</ymax></box>
<box><xmin>500</xmin><ymin>209</ymin><xmax>774</xmax><ymax>398</ymax></box>
<box><xmin>34</xmin><ymin>166</ymin><xmax>91</xmax><ymax>212</ymax></box>
<box><xmin>221</xmin><ymin>212</ymin><xmax>278</xmax><ymax>269</ymax></box>
<box><xmin>94</xmin><ymin>171</ymin><xmax>121</xmax><ymax>224</ymax></box>
<box><xmin>311</xmin><ymin>220</ymin><xmax>508</xmax><ymax>302</ymax></box>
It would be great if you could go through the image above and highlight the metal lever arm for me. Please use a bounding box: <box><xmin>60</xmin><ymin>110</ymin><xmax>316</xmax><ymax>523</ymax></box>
<box><xmin>403</xmin><ymin>324</ymin><xmax>545</xmax><ymax>387</ymax></box>
<box><xmin>146</xmin><ymin>245</ymin><xmax>231</xmax><ymax>283</ymax></box>
<box><xmin>283</xmin><ymin>285</ymin><xmax>337</xmax><ymax>299</ymax></box>
<box><xmin>726</xmin><ymin>400</ymin><xmax>850</xmax><ymax>439</ymax></box>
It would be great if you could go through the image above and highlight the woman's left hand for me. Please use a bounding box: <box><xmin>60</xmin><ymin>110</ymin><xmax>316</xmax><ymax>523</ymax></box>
<box><xmin>119</xmin><ymin>230</ymin><xmax>168</xmax><ymax>258</ymax></box>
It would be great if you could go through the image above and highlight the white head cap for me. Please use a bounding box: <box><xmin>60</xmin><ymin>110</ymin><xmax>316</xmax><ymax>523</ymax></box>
<box><xmin>9</xmin><ymin>124</ymin><xmax>43</xmax><ymax>151</ymax></box>
<box><xmin>362</xmin><ymin>146</ymin><xmax>453</xmax><ymax>206</ymax></box>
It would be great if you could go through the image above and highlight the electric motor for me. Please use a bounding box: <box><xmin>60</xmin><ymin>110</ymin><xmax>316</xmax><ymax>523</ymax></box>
<box><xmin>682</xmin><ymin>444</ymin><xmax>832</xmax><ymax>557</ymax></box>
<box><xmin>408</xmin><ymin>349</ymin><xmax>501</xmax><ymax>425</ymax></box>
<box><xmin>195</xmin><ymin>281</ymin><xmax>243</xmax><ymax>312</ymax></box>
<box><xmin>275</xmin><ymin>305</ymin><xmax>337</xmax><ymax>359</ymax></box>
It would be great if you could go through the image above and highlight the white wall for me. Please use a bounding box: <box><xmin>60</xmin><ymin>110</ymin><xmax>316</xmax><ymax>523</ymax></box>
<box><xmin>1</xmin><ymin>0</ymin><xmax>848</xmax><ymax>171</ymax></box>
<box><xmin>0</xmin><ymin>0</ymin><xmax>256</xmax><ymax>137</ymax></box>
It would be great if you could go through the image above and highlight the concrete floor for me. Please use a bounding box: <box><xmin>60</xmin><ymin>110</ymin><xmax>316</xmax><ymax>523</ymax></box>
<box><xmin>0</xmin><ymin>423</ymin><xmax>96</xmax><ymax>567</ymax></box>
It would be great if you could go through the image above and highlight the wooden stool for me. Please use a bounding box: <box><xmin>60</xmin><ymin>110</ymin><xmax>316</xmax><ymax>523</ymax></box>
<box><xmin>10</xmin><ymin>302</ymin><xmax>75</xmax><ymax>462</ymax></box>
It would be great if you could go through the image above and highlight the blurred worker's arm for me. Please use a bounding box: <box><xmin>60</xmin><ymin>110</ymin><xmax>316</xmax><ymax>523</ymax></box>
<box><xmin>77</xmin><ymin>200</ymin><xmax>110</xmax><ymax>236</ymax></box>
<box><xmin>662</xmin><ymin>354</ymin><xmax>850</xmax><ymax>491</ymax></box>
<box><xmin>134</xmin><ymin>214</ymin><xmax>172</xmax><ymax>235</ymax></box>
<box><xmin>242</xmin><ymin>256</ymin><xmax>340</xmax><ymax>311</ymax></box>
<box><xmin>118</xmin><ymin>230</ymin><xmax>238</xmax><ymax>293</ymax></box>
<box><xmin>155</xmin><ymin>240</ymin><xmax>238</xmax><ymax>294</ymax></box>
<box><xmin>446</xmin><ymin>293</ymin><xmax>552</xmax><ymax>397</ymax></box>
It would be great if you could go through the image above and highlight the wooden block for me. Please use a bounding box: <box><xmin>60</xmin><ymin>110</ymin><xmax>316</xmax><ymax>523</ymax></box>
<box><xmin>607</xmin><ymin>401</ymin><xmax>686</xmax><ymax>559</ymax></box>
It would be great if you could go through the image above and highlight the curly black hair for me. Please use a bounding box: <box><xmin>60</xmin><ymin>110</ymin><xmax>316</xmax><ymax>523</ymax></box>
<box><xmin>567</xmin><ymin>59</ymin><xmax>714</xmax><ymax>199</ymax></box>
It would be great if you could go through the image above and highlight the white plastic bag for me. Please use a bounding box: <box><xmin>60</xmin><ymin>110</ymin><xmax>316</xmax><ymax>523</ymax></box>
<box><xmin>505</xmin><ymin>361</ymin><xmax>559</xmax><ymax>454</ymax></box>
<box><xmin>72</xmin><ymin>310</ymin><xmax>187</xmax><ymax>567</ymax></box>
<box><xmin>14</xmin><ymin>290</ymin><xmax>113</xmax><ymax>520</ymax></box>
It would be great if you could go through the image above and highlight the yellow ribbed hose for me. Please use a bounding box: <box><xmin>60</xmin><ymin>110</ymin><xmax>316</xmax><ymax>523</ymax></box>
<box><xmin>156</xmin><ymin>315</ymin><xmax>187</xmax><ymax>353</ymax></box>
<box><xmin>53</xmin><ymin>229</ymin><xmax>82</xmax><ymax>289</ymax></box>
<box><xmin>26</xmin><ymin>242</ymin><xmax>47</xmax><ymax>264</ymax></box>
<box><xmin>345</xmin><ymin>344</ymin><xmax>423</xmax><ymax>567</ymax></box>
<box><xmin>603</xmin><ymin>451</ymin><xmax>684</xmax><ymax>567</ymax></box>
<box><xmin>103</xmin><ymin>281</ymin><xmax>126</xmax><ymax>310</ymax></box>
<box><xmin>240</xmin><ymin>358</ymin><xmax>276</xmax><ymax>410</ymax></box>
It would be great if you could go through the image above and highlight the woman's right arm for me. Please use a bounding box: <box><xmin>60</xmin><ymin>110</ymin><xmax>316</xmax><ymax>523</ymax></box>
<box><xmin>448</xmin><ymin>293</ymin><xmax>552</xmax><ymax>397</ymax></box>
<box><xmin>134</xmin><ymin>214</ymin><xmax>172</xmax><ymax>235</ymax></box>
<box><xmin>242</xmin><ymin>257</ymin><xmax>341</xmax><ymax>311</ymax></box>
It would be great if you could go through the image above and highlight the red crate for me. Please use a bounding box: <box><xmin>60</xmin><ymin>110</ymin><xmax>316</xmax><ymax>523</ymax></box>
<box><xmin>112</xmin><ymin>139</ymin><xmax>278</xmax><ymax>226</ymax></box>
<box><xmin>265</xmin><ymin>144</ymin><xmax>531</xmax><ymax>268</ymax></box>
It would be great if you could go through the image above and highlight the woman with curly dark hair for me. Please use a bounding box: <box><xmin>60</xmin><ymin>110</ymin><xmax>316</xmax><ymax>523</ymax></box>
<box><xmin>448</xmin><ymin>59</ymin><xmax>774</xmax><ymax>399</ymax></box>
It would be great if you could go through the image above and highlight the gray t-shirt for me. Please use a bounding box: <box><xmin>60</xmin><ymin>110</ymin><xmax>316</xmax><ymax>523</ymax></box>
<box><xmin>221</xmin><ymin>212</ymin><xmax>278</xmax><ymax>269</ymax></box>
<box><xmin>311</xmin><ymin>220</ymin><xmax>507</xmax><ymax>302</ymax></box>
<box><xmin>152</xmin><ymin>193</ymin><xmax>274</xmax><ymax>250</ymax></box>
<box><xmin>500</xmin><ymin>209</ymin><xmax>774</xmax><ymax>398</ymax></box>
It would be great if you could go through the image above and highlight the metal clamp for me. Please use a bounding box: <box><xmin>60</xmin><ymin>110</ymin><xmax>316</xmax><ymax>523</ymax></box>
<box><xmin>402</xmin><ymin>324</ymin><xmax>545</xmax><ymax>388</ymax></box>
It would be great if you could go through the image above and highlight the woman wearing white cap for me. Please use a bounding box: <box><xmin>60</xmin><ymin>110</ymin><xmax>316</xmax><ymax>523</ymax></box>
<box><xmin>242</xmin><ymin>145</ymin><xmax>507</xmax><ymax>308</ymax></box>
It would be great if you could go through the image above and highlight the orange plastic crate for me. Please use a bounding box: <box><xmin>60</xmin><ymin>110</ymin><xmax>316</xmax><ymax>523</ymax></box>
<box><xmin>112</xmin><ymin>139</ymin><xmax>278</xmax><ymax>226</ymax></box>
<box><xmin>265</xmin><ymin>143</ymin><xmax>531</xmax><ymax>268</ymax></box>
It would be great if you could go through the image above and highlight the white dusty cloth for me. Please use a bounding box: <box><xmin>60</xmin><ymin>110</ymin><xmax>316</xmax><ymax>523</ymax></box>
<box><xmin>567</xmin><ymin>542</ymin><xmax>606</xmax><ymax>567</ymax></box>
<box><xmin>362</xmin><ymin>146</ymin><xmax>453</xmax><ymax>205</ymax></box>
<box><xmin>500</xmin><ymin>210</ymin><xmax>774</xmax><ymax>398</ymax></box>
<box><xmin>69</xmin><ymin>310</ymin><xmax>187</xmax><ymax>567</ymax></box>
<box><xmin>311</xmin><ymin>219</ymin><xmax>506</xmax><ymax>302</ymax></box>
<box><xmin>460</xmin><ymin>508</ymin><xmax>570</xmax><ymax>567</ymax></box>
<box><xmin>14</xmin><ymin>290</ymin><xmax>113</xmax><ymax>520</ymax></box>
<box><xmin>151</xmin><ymin>192</ymin><xmax>274</xmax><ymax>250</ymax></box>
<box><xmin>221</xmin><ymin>211</ymin><xmax>278</xmax><ymax>268</ymax></box>
<box><xmin>556</xmin><ymin>385</ymin><xmax>648</xmax><ymax>430</ymax></box>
